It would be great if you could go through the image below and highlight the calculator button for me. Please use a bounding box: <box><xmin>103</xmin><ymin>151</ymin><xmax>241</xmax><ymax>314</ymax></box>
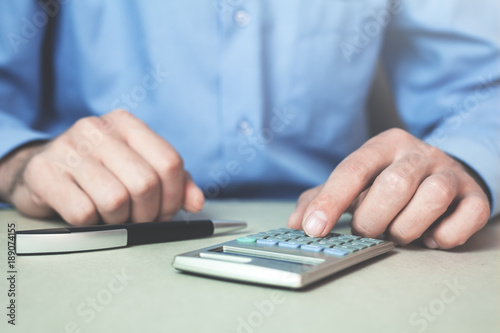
<box><xmin>338</xmin><ymin>235</ymin><xmax>361</xmax><ymax>240</ymax></box>
<box><xmin>325</xmin><ymin>240</ymin><xmax>345</xmax><ymax>246</ymax></box>
<box><xmin>256</xmin><ymin>239</ymin><xmax>279</xmax><ymax>246</ymax></box>
<box><xmin>265</xmin><ymin>237</ymin><xmax>289</xmax><ymax>242</ymax></box>
<box><xmin>236</xmin><ymin>237</ymin><xmax>257</xmax><ymax>243</ymax></box>
<box><xmin>278</xmin><ymin>241</ymin><xmax>302</xmax><ymax>249</ymax></box>
<box><xmin>296</xmin><ymin>237</ymin><xmax>322</xmax><ymax>243</ymax></box>
<box><xmin>300</xmin><ymin>245</ymin><xmax>324</xmax><ymax>252</ymax></box>
<box><xmin>360</xmin><ymin>238</ymin><xmax>384</xmax><ymax>244</ymax></box>
<box><xmin>273</xmin><ymin>235</ymin><xmax>292</xmax><ymax>241</ymax></box>
<box><xmin>245</xmin><ymin>234</ymin><xmax>268</xmax><ymax>240</ymax></box>
<box><xmin>262</xmin><ymin>230</ymin><xmax>281</xmax><ymax>235</ymax></box>
<box><xmin>324</xmin><ymin>248</ymin><xmax>349</xmax><ymax>257</ymax></box>
<box><xmin>309</xmin><ymin>242</ymin><xmax>335</xmax><ymax>248</ymax></box>
<box><xmin>287</xmin><ymin>230</ymin><xmax>306</xmax><ymax>236</ymax></box>
<box><xmin>334</xmin><ymin>245</ymin><xmax>359</xmax><ymax>253</ymax></box>
<box><xmin>292</xmin><ymin>239</ymin><xmax>316</xmax><ymax>245</ymax></box>
<box><xmin>310</xmin><ymin>241</ymin><xmax>333</xmax><ymax>247</ymax></box>
<box><xmin>262</xmin><ymin>233</ymin><xmax>280</xmax><ymax>237</ymax></box>
<box><xmin>353</xmin><ymin>240</ymin><xmax>375</xmax><ymax>247</ymax></box>
<box><xmin>349</xmin><ymin>243</ymin><xmax>368</xmax><ymax>250</ymax></box>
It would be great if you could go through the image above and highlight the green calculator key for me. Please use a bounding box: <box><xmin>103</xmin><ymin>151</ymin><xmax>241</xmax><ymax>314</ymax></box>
<box><xmin>236</xmin><ymin>237</ymin><xmax>257</xmax><ymax>243</ymax></box>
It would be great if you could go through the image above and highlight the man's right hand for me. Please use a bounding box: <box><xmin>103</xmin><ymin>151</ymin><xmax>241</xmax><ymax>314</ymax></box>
<box><xmin>0</xmin><ymin>109</ymin><xmax>204</xmax><ymax>225</ymax></box>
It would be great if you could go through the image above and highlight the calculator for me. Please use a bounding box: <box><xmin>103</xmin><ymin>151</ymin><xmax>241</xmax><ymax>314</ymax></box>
<box><xmin>172</xmin><ymin>227</ymin><xmax>394</xmax><ymax>289</ymax></box>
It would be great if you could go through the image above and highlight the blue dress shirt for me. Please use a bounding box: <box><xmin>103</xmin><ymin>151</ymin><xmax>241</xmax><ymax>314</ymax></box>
<box><xmin>0</xmin><ymin>1</ymin><xmax>499</xmax><ymax>215</ymax></box>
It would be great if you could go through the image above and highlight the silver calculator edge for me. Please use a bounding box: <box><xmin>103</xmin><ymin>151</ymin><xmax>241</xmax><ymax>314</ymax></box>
<box><xmin>172</xmin><ymin>238</ymin><xmax>394</xmax><ymax>289</ymax></box>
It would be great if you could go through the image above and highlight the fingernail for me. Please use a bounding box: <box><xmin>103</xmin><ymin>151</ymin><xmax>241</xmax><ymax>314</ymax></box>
<box><xmin>303</xmin><ymin>211</ymin><xmax>327</xmax><ymax>237</ymax></box>
<box><xmin>424</xmin><ymin>236</ymin><xmax>439</xmax><ymax>249</ymax></box>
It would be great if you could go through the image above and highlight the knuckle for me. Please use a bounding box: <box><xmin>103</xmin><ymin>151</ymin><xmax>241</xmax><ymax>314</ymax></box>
<box><xmin>342</xmin><ymin>157</ymin><xmax>371</xmax><ymax>184</ymax></box>
<box><xmin>426</xmin><ymin>175</ymin><xmax>456</xmax><ymax>207</ymax></box>
<box><xmin>405</xmin><ymin>152</ymin><xmax>427</xmax><ymax>170</ymax></box>
<box><xmin>25</xmin><ymin>154</ymin><xmax>52</xmax><ymax>183</ymax></box>
<box><xmin>382</xmin><ymin>128</ymin><xmax>410</xmax><ymax>141</ymax></box>
<box><xmin>378</xmin><ymin>169</ymin><xmax>411</xmax><ymax>194</ymax></box>
<box><xmin>109</xmin><ymin>109</ymin><xmax>131</xmax><ymax>118</ymax></box>
<box><xmin>130</xmin><ymin>172</ymin><xmax>160</xmax><ymax>198</ymax></box>
<box><xmin>26</xmin><ymin>153</ymin><xmax>48</xmax><ymax>172</ymax></box>
<box><xmin>424</xmin><ymin>144</ymin><xmax>444</xmax><ymax>160</ymax></box>
<box><xmin>73</xmin><ymin>116</ymin><xmax>101</xmax><ymax>131</ymax></box>
<box><xmin>52</xmin><ymin>133</ymin><xmax>75</xmax><ymax>151</ymax></box>
<box><xmin>158</xmin><ymin>154</ymin><xmax>184</xmax><ymax>175</ymax></box>
<box><xmin>101</xmin><ymin>189</ymin><xmax>130</xmax><ymax>213</ymax></box>
<box><xmin>104</xmin><ymin>109</ymin><xmax>133</xmax><ymax>127</ymax></box>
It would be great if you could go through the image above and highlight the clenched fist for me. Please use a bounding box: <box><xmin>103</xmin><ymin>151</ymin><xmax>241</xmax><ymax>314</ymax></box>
<box><xmin>0</xmin><ymin>110</ymin><xmax>204</xmax><ymax>225</ymax></box>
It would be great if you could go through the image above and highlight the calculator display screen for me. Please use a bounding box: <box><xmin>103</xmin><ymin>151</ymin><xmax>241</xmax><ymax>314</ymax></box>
<box><xmin>209</xmin><ymin>246</ymin><xmax>323</xmax><ymax>265</ymax></box>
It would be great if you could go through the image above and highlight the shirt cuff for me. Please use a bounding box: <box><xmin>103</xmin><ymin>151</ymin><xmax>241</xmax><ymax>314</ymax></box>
<box><xmin>0</xmin><ymin>121</ymin><xmax>51</xmax><ymax>160</ymax></box>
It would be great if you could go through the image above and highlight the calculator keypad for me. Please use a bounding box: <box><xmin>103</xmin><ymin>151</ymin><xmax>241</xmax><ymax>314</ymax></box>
<box><xmin>237</xmin><ymin>228</ymin><xmax>384</xmax><ymax>257</ymax></box>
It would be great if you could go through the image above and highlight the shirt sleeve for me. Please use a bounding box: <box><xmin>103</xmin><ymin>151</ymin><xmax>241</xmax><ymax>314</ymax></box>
<box><xmin>0</xmin><ymin>1</ymin><xmax>52</xmax><ymax>160</ymax></box>
<box><xmin>382</xmin><ymin>0</ymin><xmax>500</xmax><ymax>216</ymax></box>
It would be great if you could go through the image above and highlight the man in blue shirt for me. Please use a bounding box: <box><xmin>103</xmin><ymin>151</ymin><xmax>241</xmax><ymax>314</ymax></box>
<box><xmin>0</xmin><ymin>1</ymin><xmax>498</xmax><ymax>249</ymax></box>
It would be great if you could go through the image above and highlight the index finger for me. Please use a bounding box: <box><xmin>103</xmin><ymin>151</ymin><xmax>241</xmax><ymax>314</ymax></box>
<box><xmin>301</xmin><ymin>141</ymin><xmax>395</xmax><ymax>237</ymax></box>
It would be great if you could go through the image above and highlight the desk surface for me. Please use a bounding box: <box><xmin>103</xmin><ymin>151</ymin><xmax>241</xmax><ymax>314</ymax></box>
<box><xmin>1</xmin><ymin>200</ymin><xmax>498</xmax><ymax>333</ymax></box>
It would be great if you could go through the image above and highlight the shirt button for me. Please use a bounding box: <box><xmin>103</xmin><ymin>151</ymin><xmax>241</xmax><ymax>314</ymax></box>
<box><xmin>238</xmin><ymin>120</ymin><xmax>253</xmax><ymax>136</ymax></box>
<box><xmin>234</xmin><ymin>10</ymin><xmax>251</xmax><ymax>27</ymax></box>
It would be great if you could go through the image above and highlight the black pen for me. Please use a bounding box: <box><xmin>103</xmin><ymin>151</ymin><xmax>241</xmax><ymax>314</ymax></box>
<box><xmin>15</xmin><ymin>220</ymin><xmax>246</xmax><ymax>255</ymax></box>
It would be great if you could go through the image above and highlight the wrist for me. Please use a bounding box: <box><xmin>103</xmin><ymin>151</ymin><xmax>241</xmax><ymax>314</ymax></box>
<box><xmin>0</xmin><ymin>141</ymin><xmax>47</xmax><ymax>203</ymax></box>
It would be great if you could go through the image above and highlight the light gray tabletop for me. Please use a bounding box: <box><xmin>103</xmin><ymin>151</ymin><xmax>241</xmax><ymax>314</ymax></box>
<box><xmin>1</xmin><ymin>200</ymin><xmax>498</xmax><ymax>333</ymax></box>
